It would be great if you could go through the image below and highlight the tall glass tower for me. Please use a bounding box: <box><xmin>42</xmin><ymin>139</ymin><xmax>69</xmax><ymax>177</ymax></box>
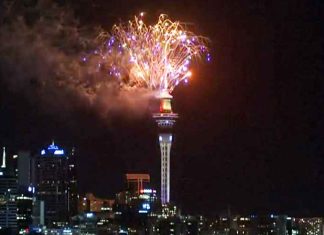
<box><xmin>35</xmin><ymin>141</ymin><xmax>78</xmax><ymax>226</ymax></box>
<box><xmin>153</xmin><ymin>90</ymin><xmax>178</xmax><ymax>205</ymax></box>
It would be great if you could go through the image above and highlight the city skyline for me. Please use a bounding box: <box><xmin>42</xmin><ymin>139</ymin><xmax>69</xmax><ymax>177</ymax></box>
<box><xmin>0</xmin><ymin>0</ymin><xmax>322</xmax><ymax>218</ymax></box>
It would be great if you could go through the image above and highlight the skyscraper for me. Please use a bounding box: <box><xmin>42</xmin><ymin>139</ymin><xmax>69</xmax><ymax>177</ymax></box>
<box><xmin>153</xmin><ymin>90</ymin><xmax>178</xmax><ymax>205</ymax></box>
<box><xmin>17</xmin><ymin>151</ymin><xmax>32</xmax><ymax>188</ymax></box>
<box><xmin>16</xmin><ymin>187</ymin><xmax>33</xmax><ymax>231</ymax></box>
<box><xmin>0</xmin><ymin>147</ymin><xmax>18</xmax><ymax>234</ymax></box>
<box><xmin>67</xmin><ymin>147</ymin><xmax>78</xmax><ymax>218</ymax></box>
<box><xmin>34</xmin><ymin>141</ymin><xmax>78</xmax><ymax>227</ymax></box>
<box><xmin>13</xmin><ymin>151</ymin><xmax>35</xmax><ymax>232</ymax></box>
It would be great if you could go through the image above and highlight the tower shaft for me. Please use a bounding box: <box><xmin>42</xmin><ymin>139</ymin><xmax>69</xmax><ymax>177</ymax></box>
<box><xmin>159</xmin><ymin>133</ymin><xmax>172</xmax><ymax>204</ymax></box>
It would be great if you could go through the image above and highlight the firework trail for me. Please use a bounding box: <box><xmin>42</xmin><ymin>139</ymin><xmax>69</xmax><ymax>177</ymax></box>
<box><xmin>94</xmin><ymin>13</ymin><xmax>210</xmax><ymax>94</ymax></box>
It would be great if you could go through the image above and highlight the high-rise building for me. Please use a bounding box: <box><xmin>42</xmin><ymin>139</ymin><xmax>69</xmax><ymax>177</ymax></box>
<box><xmin>12</xmin><ymin>151</ymin><xmax>36</xmax><ymax>232</ymax></box>
<box><xmin>16</xmin><ymin>187</ymin><xmax>34</xmax><ymax>231</ymax></box>
<box><xmin>67</xmin><ymin>147</ymin><xmax>78</xmax><ymax>217</ymax></box>
<box><xmin>0</xmin><ymin>147</ymin><xmax>18</xmax><ymax>234</ymax></box>
<box><xmin>152</xmin><ymin>90</ymin><xmax>178</xmax><ymax>205</ymax></box>
<box><xmin>17</xmin><ymin>151</ymin><xmax>33</xmax><ymax>188</ymax></box>
<box><xmin>34</xmin><ymin>141</ymin><xmax>78</xmax><ymax>227</ymax></box>
<box><xmin>113</xmin><ymin>173</ymin><xmax>160</xmax><ymax>233</ymax></box>
<box><xmin>115</xmin><ymin>174</ymin><xmax>159</xmax><ymax>215</ymax></box>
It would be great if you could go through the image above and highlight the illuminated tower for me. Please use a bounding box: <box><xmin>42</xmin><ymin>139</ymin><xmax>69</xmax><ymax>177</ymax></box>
<box><xmin>153</xmin><ymin>90</ymin><xmax>178</xmax><ymax>205</ymax></box>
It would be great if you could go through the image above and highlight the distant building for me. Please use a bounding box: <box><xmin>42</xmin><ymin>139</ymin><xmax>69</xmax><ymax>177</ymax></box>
<box><xmin>16</xmin><ymin>187</ymin><xmax>33</xmax><ymax>231</ymax></box>
<box><xmin>14</xmin><ymin>151</ymin><xmax>35</xmax><ymax>232</ymax></box>
<box><xmin>181</xmin><ymin>216</ymin><xmax>199</xmax><ymax>235</ymax></box>
<box><xmin>205</xmin><ymin>215</ymin><xmax>300</xmax><ymax>235</ymax></box>
<box><xmin>297</xmin><ymin>218</ymin><xmax>324</xmax><ymax>235</ymax></box>
<box><xmin>34</xmin><ymin>141</ymin><xmax>78</xmax><ymax>227</ymax></box>
<box><xmin>286</xmin><ymin>217</ymin><xmax>299</xmax><ymax>235</ymax></box>
<box><xmin>115</xmin><ymin>174</ymin><xmax>159</xmax><ymax>215</ymax></box>
<box><xmin>72</xmin><ymin>212</ymin><xmax>97</xmax><ymax>235</ymax></box>
<box><xmin>76</xmin><ymin>193</ymin><xmax>115</xmax><ymax>234</ymax></box>
<box><xmin>113</xmin><ymin>173</ymin><xmax>160</xmax><ymax>234</ymax></box>
<box><xmin>0</xmin><ymin>147</ymin><xmax>18</xmax><ymax>234</ymax></box>
<box><xmin>32</xmin><ymin>200</ymin><xmax>45</xmax><ymax>226</ymax></box>
<box><xmin>68</xmin><ymin>147</ymin><xmax>78</xmax><ymax>217</ymax></box>
<box><xmin>256</xmin><ymin>214</ymin><xmax>282</xmax><ymax>235</ymax></box>
<box><xmin>235</xmin><ymin>216</ymin><xmax>255</xmax><ymax>235</ymax></box>
<box><xmin>155</xmin><ymin>216</ymin><xmax>181</xmax><ymax>235</ymax></box>
<box><xmin>125</xmin><ymin>173</ymin><xmax>150</xmax><ymax>194</ymax></box>
<box><xmin>17</xmin><ymin>151</ymin><xmax>33</xmax><ymax>188</ymax></box>
<box><xmin>78</xmin><ymin>193</ymin><xmax>114</xmax><ymax>213</ymax></box>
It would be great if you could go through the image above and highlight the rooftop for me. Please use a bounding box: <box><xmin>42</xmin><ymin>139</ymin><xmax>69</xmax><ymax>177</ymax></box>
<box><xmin>41</xmin><ymin>141</ymin><xmax>65</xmax><ymax>156</ymax></box>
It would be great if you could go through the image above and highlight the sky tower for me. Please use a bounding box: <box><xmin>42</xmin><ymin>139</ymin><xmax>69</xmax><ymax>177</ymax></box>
<box><xmin>153</xmin><ymin>90</ymin><xmax>178</xmax><ymax>205</ymax></box>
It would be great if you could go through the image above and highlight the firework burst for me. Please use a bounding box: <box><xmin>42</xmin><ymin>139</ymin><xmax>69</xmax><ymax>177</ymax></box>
<box><xmin>97</xmin><ymin>13</ymin><xmax>210</xmax><ymax>94</ymax></box>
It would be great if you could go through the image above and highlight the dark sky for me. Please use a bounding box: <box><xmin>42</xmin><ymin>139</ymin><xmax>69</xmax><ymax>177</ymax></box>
<box><xmin>0</xmin><ymin>0</ymin><xmax>323</xmax><ymax>216</ymax></box>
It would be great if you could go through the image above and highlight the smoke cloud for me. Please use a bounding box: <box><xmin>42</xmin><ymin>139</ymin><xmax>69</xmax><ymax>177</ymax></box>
<box><xmin>0</xmin><ymin>0</ymin><xmax>154</xmax><ymax>120</ymax></box>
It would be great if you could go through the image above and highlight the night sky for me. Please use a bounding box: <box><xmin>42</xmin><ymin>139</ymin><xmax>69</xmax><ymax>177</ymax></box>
<box><xmin>0</xmin><ymin>0</ymin><xmax>323</xmax><ymax>216</ymax></box>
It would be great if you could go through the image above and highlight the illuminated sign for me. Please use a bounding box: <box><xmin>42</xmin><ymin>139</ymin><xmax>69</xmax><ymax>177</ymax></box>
<box><xmin>41</xmin><ymin>143</ymin><xmax>65</xmax><ymax>156</ymax></box>
<box><xmin>140</xmin><ymin>188</ymin><xmax>157</xmax><ymax>194</ymax></box>
<box><xmin>139</xmin><ymin>194</ymin><xmax>149</xmax><ymax>200</ymax></box>
<box><xmin>143</xmin><ymin>189</ymin><xmax>152</xmax><ymax>193</ymax></box>
<box><xmin>138</xmin><ymin>210</ymin><xmax>148</xmax><ymax>214</ymax></box>
<box><xmin>47</xmin><ymin>144</ymin><xmax>59</xmax><ymax>150</ymax></box>
<box><xmin>54</xmin><ymin>150</ymin><xmax>64</xmax><ymax>155</ymax></box>
<box><xmin>63</xmin><ymin>229</ymin><xmax>72</xmax><ymax>233</ymax></box>
<box><xmin>142</xmin><ymin>203</ymin><xmax>150</xmax><ymax>210</ymax></box>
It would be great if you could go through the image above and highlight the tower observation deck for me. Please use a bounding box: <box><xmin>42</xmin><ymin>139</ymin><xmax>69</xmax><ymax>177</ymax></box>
<box><xmin>152</xmin><ymin>90</ymin><xmax>178</xmax><ymax>205</ymax></box>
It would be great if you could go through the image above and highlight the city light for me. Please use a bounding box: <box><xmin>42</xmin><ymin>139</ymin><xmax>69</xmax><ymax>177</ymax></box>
<box><xmin>54</xmin><ymin>150</ymin><xmax>64</xmax><ymax>155</ymax></box>
<box><xmin>41</xmin><ymin>142</ymin><xmax>65</xmax><ymax>156</ymax></box>
<box><xmin>86</xmin><ymin>212</ymin><xmax>94</xmax><ymax>218</ymax></box>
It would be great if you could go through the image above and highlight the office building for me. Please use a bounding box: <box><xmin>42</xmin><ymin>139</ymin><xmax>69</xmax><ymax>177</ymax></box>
<box><xmin>17</xmin><ymin>151</ymin><xmax>33</xmax><ymax>188</ymax></box>
<box><xmin>34</xmin><ymin>141</ymin><xmax>78</xmax><ymax>227</ymax></box>
<box><xmin>16</xmin><ymin>187</ymin><xmax>33</xmax><ymax>231</ymax></box>
<box><xmin>0</xmin><ymin>147</ymin><xmax>18</xmax><ymax>234</ymax></box>
<box><xmin>114</xmin><ymin>174</ymin><xmax>160</xmax><ymax>233</ymax></box>
<box><xmin>78</xmin><ymin>193</ymin><xmax>114</xmax><ymax>213</ymax></box>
